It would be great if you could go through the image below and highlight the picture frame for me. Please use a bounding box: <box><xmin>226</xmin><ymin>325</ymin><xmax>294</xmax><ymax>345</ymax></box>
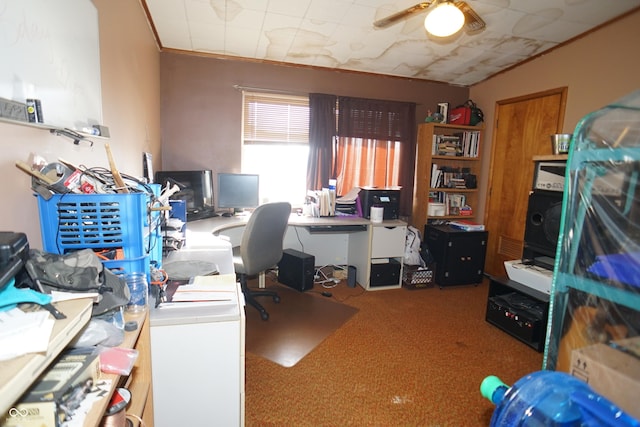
<box><xmin>437</xmin><ymin>102</ymin><xmax>449</xmax><ymax>124</ymax></box>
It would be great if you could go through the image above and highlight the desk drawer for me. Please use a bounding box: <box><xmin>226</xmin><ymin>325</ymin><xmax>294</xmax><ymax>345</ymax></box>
<box><xmin>371</xmin><ymin>225</ymin><xmax>406</xmax><ymax>258</ymax></box>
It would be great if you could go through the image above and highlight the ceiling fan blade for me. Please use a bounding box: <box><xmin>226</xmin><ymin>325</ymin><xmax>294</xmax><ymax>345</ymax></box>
<box><xmin>373</xmin><ymin>2</ymin><xmax>433</xmax><ymax>28</ymax></box>
<box><xmin>454</xmin><ymin>1</ymin><xmax>486</xmax><ymax>34</ymax></box>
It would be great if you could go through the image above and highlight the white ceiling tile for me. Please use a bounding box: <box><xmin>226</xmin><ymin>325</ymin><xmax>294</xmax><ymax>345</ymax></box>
<box><xmin>225</xmin><ymin>26</ymin><xmax>263</xmax><ymax>55</ymax></box>
<box><xmin>268</xmin><ymin>0</ymin><xmax>312</xmax><ymax>17</ymax></box>
<box><xmin>185</xmin><ymin>1</ymin><xmax>223</xmax><ymax>24</ymax></box>
<box><xmin>226</xmin><ymin>8</ymin><xmax>267</xmax><ymax>30</ymax></box>
<box><xmin>234</xmin><ymin>0</ymin><xmax>270</xmax><ymax>13</ymax></box>
<box><xmin>191</xmin><ymin>37</ymin><xmax>225</xmax><ymax>53</ymax></box>
<box><xmin>144</xmin><ymin>0</ymin><xmax>640</xmax><ymax>86</ymax></box>
<box><xmin>306</xmin><ymin>0</ymin><xmax>355</xmax><ymax>23</ymax></box>
<box><xmin>146</xmin><ymin>0</ymin><xmax>188</xmax><ymax>20</ymax></box>
<box><xmin>262</xmin><ymin>12</ymin><xmax>304</xmax><ymax>31</ymax></box>
<box><xmin>189</xmin><ymin>21</ymin><xmax>225</xmax><ymax>41</ymax></box>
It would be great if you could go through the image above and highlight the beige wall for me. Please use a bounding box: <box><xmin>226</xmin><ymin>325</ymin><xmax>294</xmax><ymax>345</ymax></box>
<box><xmin>470</xmin><ymin>9</ymin><xmax>640</xmax><ymax>221</ymax></box>
<box><xmin>0</xmin><ymin>0</ymin><xmax>160</xmax><ymax>248</ymax></box>
<box><xmin>159</xmin><ymin>53</ymin><xmax>470</xmax><ymax>177</ymax></box>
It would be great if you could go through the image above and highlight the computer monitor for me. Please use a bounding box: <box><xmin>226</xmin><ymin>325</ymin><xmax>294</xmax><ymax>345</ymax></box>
<box><xmin>217</xmin><ymin>173</ymin><xmax>259</xmax><ymax>215</ymax></box>
<box><xmin>154</xmin><ymin>170</ymin><xmax>215</xmax><ymax>221</ymax></box>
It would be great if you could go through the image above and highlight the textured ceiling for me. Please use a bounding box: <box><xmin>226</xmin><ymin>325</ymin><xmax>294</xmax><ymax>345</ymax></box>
<box><xmin>143</xmin><ymin>0</ymin><xmax>640</xmax><ymax>86</ymax></box>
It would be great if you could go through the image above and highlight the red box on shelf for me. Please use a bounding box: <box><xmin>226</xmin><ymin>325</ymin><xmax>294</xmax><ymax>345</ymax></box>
<box><xmin>449</xmin><ymin>107</ymin><xmax>471</xmax><ymax>125</ymax></box>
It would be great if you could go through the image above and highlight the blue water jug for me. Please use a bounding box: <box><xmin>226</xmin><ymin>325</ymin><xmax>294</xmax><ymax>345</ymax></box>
<box><xmin>481</xmin><ymin>370</ymin><xmax>639</xmax><ymax>426</ymax></box>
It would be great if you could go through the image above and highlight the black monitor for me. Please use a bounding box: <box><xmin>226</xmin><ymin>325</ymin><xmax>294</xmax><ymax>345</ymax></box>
<box><xmin>217</xmin><ymin>173</ymin><xmax>259</xmax><ymax>215</ymax></box>
<box><xmin>154</xmin><ymin>170</ymin><xmax>215</xmax><ymax>221</ymax></box>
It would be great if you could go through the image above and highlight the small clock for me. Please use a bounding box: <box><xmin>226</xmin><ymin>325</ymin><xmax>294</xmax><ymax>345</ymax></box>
<box><xmin>0</xmin><ymin>97</ymin><xmax>28</xmax><ymax>121</ymax></box>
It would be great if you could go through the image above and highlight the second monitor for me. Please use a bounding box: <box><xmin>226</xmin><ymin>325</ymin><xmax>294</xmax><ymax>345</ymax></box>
<box><xmin>217</xmin><ymin>173</ymin><xmax>259</xmax><ymax>216</ymax></box>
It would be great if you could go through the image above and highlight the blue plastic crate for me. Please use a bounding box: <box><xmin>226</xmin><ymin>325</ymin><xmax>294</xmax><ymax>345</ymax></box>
<box><xmin>144</xmin><ymin>184</ymin><xmax>163</xmax><ymax>270</ymax></box>
<box><xmin>38</xmin><ymin>192</ymin><xmax>149</xmax><ymax>258</ymax></box>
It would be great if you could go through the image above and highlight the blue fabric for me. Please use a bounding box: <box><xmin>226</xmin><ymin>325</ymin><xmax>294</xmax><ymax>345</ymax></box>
<box><xmin>587</xmin><ymin>252</ymin><xmax>640</xmax><ymax>288</ymax></box>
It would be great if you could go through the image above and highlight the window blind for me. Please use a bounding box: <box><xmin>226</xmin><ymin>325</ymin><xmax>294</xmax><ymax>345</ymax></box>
<box><xmin>242</xmin><ymin>92</ymin><xmax>309</xmax><ymax>144</ymax></box>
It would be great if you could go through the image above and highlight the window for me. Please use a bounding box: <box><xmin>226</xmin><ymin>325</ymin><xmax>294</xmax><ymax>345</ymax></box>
<box><xmin>242</xmin><ymin>91</ymin><xmax>309</xmax><ymax>206</ymax></box>
<box><xmin>333</xmin><ymin>96</ymin><xmax>415</xmax><ymax>201</ymax></box>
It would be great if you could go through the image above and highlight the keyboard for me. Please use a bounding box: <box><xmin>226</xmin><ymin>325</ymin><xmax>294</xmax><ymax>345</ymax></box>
<box><xmin>306</xmin><ymin>224</ymin><xmax>367</xmax><ymax>234</ymax></box>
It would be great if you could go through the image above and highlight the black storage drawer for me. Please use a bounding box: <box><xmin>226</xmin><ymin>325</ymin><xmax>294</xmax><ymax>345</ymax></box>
<box><xmin>485</xmin><ymin>275</ymin><xmax>549</xmax><ymax>352</ymax></box>
<box><xmin>424</xmin><ymin>225</ymin><xmax>488</xmax><ymax>287</ymax></box>
<box><xmin>370</xmin><ymin>258</ymin><xmax>401</xmax><ymax>287</ymax></box>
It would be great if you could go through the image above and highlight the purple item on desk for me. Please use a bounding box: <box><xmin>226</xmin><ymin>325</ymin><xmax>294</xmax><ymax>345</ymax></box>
<box><xmin>587</xmin><ymin>252</ymin><xmax>640</xmax><ymax>288</ymax></box>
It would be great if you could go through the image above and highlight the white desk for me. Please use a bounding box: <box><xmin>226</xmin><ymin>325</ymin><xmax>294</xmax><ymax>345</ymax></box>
<box><xmin>187</xmin><ymin>214</ymin><xmax>407</xmax><ymax>290</ymax></box>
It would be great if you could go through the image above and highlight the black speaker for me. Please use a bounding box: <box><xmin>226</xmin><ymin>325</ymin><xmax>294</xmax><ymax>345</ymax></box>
<box><xmin>277</xmin><ymin>249</ymin><xmax>315</xmax><ymax>292</ymax></box>
<box><xmin>523</xmin><ymin>191</ymin><xmax>563</xmax><ymax>260</ymax></box>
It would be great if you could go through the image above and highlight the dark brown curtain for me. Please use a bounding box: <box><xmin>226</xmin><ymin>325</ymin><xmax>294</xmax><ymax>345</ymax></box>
<box><xmin>307</xmin><ymin>93</ymin><xmax>337</xmax><ymax>191</ymax></box>
<box><xmin>336</xmin><ymin>96</ymin><xmax>416</xmax><ymax>216</ymax></box>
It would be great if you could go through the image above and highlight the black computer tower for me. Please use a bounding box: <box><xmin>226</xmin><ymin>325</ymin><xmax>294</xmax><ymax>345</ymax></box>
<box><xmin>277</xmin><ymin>249</ymin><xmax>315</xmax><ymax>291</ymax></box>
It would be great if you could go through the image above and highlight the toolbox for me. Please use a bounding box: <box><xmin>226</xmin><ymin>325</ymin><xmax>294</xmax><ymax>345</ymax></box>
<box><xmin>0</xmin><ymin>232</ymin><xmax>29</xmax><ymax>289</ymax></box>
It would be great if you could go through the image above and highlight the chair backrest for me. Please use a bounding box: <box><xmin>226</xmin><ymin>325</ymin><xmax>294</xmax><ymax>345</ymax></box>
<box><xmin>239</xmin><ymin>202</ymin><xmax>291</xmax><ymax>275</ymax></box>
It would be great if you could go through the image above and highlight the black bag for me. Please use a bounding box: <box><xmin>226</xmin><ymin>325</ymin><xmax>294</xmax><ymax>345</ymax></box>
<box><xmin>465</xmin><ymin>100</ymin><xmax>484</xmax><ymax>126</ymax></box>
<box><xmin>25</xmin><ymin>249</ymin><xmax>130</xmax><ymax>316</ymax></box>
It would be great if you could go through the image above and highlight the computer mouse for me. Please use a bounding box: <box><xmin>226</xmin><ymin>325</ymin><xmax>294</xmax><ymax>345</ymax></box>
<box><xmin>221</xmin><ymin>212</ymin><xmax>234</xmax><ymax>217</ymax></box>
<box><xmin>321</xmin><ymin>291</ymin><xmax>332</xmax><ymax>297</ymax></box>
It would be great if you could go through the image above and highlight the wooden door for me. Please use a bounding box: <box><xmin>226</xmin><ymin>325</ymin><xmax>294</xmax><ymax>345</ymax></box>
<box><xmin>484</xmin><ymin>88</ymin><xmax>568</xmax><ymax>276</ymax></box>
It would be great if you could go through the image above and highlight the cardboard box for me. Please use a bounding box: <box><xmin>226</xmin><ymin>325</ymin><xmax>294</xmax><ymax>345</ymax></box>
<box><xmin>1</xmin><ymin>350</ymin><xmax>100</xmax><ymax>427</ymax></box>
<box><xmin>570</xmin><ymin>342</ymin><xmax>640</xmax><ymax>420</ymax></box>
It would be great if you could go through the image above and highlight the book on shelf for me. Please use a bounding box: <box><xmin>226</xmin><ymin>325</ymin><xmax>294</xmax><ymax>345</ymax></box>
<box><xmin>432</xmin><ymin>131</ymin><xmax>480</xmax><ymax>158</ymax></box>
<box><xmin>4</xmin><ymin>349</ymin><xmax>100</xmax><ymax>427</ymax></box>
<box><xmin>448</xmin><ymin>220</ymin><xmax>485</xmax><ymax>231</ymax></box>
<box><xmin>446</xmin><ymin>193</ymin><xmax>466</xmax><ymax>216</ymax></box>
<box><xmin>434</xmin><ymin>134</ymin><xmax>462</xmax><ymax>156</ymax></box>
<box><xmin>429</xmin><ymin>192</ymin><xmax>466</xmax><ymax>216</ymax></box>
<box><xmin>430</xmin><ymin>163</ymin><xmax>439</xmax><ymax>188</ymax></box>
<box><xmin>460</xmin><ymin>130</ymin><xmax>480</xmax><ymax>158</ymax></box>
<box><xmin>430</xmin><ymin>165</ymin><xmax>474</xmax><ymax>190</ymax></box>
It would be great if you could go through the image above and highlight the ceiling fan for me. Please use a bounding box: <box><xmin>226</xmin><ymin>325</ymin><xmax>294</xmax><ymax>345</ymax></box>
<box><xmin>373</xmin><ymin>1</ymin><xmax>486</xmax><ymax>37</ymax></box>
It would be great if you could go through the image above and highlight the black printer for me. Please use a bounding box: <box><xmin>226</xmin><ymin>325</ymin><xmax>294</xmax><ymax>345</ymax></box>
<box><xmin>358</xmin><ymin>187</ymin><xmax>401</xmax><ymax>220</ymax></box>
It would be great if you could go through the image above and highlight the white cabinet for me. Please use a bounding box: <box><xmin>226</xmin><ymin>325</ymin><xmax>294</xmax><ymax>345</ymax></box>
<box><xmin>365</xmin><ymin>221</ymin><xmax>406</xmax><ymax>290</ymax></box>
<box><xmin>371</xmin><ymin>223</ymin><xmax>406</xmax><ymax>258</ymax></box>
<box><xmin>150</xmin><ymin>274</ymin><xmax>245</xmax><ymax>427</ymax></box>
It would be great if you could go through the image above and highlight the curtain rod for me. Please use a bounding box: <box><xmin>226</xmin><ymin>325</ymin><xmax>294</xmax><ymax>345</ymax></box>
<box><xmin>232</xmin><ymin>84</ymin><xmax>308</xmax><ymax>97</ymax></box>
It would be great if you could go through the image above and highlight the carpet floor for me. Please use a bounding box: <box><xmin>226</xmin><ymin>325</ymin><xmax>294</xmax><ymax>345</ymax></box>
<box><xmin>244</xmin><ymin>275</ymin><xmax>543</xmax><ymax>426</ymax></box>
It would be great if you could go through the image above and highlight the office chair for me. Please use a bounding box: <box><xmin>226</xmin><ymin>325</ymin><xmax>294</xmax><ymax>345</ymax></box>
<box><xmin>232</xmin><ymin>202</ymin><xmax>291</xmax><ymax>321</ymax></box>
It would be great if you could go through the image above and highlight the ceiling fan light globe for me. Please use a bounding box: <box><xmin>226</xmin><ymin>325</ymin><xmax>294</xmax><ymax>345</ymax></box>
<box><xmin>424</xmin><ymin>2</ymin><xmax>465</xmax><ymax>37</ymax></box>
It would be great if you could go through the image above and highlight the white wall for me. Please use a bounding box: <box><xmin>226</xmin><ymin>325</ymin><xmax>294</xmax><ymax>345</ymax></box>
<box><xmin>0</xmin><ymin>0</ymin><xmax>160</xmax><ymax>249</ymax></box>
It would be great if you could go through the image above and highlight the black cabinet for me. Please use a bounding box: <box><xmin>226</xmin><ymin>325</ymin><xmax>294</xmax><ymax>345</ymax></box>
<box><xmin>485</xmin><ymin>275</ymin><xmax>550</xmax><ymax>352</ymax></box>
<box><xmin>424</xmin><ymin>225</ymin><xmax>488</xmax><ymax>287</ymax></box>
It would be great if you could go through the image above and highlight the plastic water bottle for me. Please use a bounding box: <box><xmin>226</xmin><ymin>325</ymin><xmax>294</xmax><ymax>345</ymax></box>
<box><xmin>125</xmin><ymin>272</ymin><xmax>149</xmax><ymax>312</ymax></box>
<box><xmin>481</xmin><ymin>370</ymin><xmax>640</xmax><ymax>426</ymax></box>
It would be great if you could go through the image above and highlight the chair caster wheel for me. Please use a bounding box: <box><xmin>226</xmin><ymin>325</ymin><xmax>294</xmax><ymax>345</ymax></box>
<box><xmin>260</xmin><ymin>311</ymin><xmax>269</xmax><ymax>321</ymax></box>
<box><xmin>273</xmin><ymin>295</ymin><xmax>281</xmax><ymax>303</ymax></box>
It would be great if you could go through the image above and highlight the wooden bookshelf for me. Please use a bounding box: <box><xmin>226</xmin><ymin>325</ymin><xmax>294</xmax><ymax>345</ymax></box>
<box><xmin>411</xmin><ymin>122</ymin><xmax>484</xmax><ymax>235</ymax></box>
